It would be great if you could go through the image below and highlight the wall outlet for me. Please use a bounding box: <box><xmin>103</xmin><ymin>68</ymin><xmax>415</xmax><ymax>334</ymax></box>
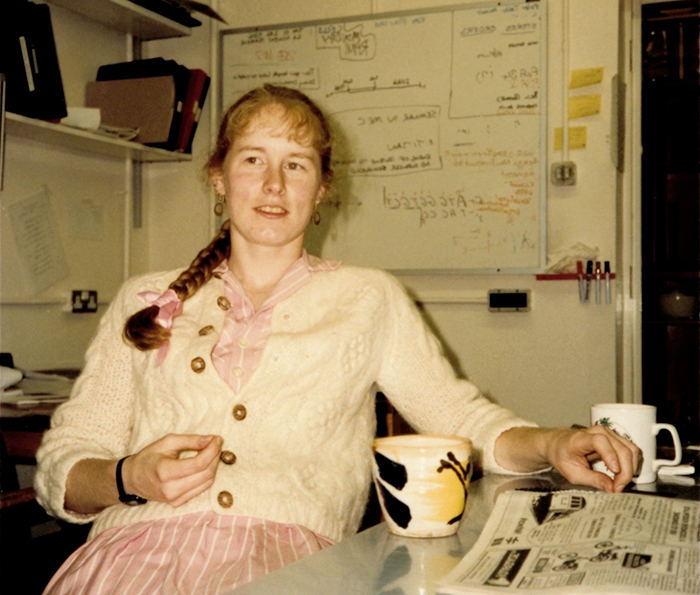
<box><xmin>71</xmin><ymin>290</ymin><xmax>98</xmax><ymax>313</ymax></box>
<box><xmin>551</xmin><ymin>161</ymin><xmax>577</xmax><ymax>186</ymax></box>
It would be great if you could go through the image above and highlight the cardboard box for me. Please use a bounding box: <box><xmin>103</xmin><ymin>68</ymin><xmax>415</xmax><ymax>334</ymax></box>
<box><xmin>85</xmin><ymin>76</ymin><xmax>179</xmax><ymax>146</ymax></box>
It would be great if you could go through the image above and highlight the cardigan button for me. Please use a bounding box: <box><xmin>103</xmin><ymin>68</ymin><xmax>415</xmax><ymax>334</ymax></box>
<box><xmin>220</xmin><ymin>450</ymin><xmax>237</xmax><ymax>465</ymax></box>
<box><xmin>190</xmin><ymin>357</ymin><xmax>206</xmax><ymax>373</ymax></box>
<box><xmin>232</xmin><ymin>404</ymin><xmax>247</xmax><ymax>421</ymax></box>
<box><xmin>217</xmin><ymin>491</ymin><xmax>233</xmax><ymax>508</ymax></box>
<box><xmin>198</xmin><ymin>325</ymin><xmax>215</xmax><ymax>336</ymax></box>
<box><xmin>217</xmin><ymin>296</ymin><xmax>231</xmax><ymax>310</ymax></box>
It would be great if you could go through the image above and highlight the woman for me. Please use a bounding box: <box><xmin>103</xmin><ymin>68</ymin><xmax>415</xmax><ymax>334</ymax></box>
<box><xmin>35</xmin><ymin>84</ymin><xmax>638</xmax><ymax>594</ymax></box>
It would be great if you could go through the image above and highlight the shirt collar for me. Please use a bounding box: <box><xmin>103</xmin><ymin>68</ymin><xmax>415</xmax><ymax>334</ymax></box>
<box><xmin>303</xmin><ymin>251</ymin><xmax>341</xmax><ymax>272</ymax></box>
<box><xmin>213</xmin><ymin>251</ymin><xmax>340</xmax><ymax>276</ymax></box>
<box><xmin>213</xmin><ymin>251</ymin><xmax>340</xmax><ymax>316</ymax></box>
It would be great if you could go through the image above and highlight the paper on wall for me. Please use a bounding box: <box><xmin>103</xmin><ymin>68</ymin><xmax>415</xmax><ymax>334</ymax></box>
<box><xmin>570</xmin><ymin>68</ymin><xmax>605</xmax><ymax>89</ymax></box>
<box><xmin>553</xmin><ymin>126</ymin><xmax>587</xmax><ymax>150</ymax></box>
<box><xmin>568</xmin><ymin>95</ymin><xmax>602</xmax><ymax>119</ymax></box>
<box><xmin>6</xmin><ymin>188</ymin><xmax>69</xmax><ymax>295</ymax></box>
<box><xmin>67</xmin><ymin>198</ymin><xmax>104</xmax><ymax>241</ymax></box>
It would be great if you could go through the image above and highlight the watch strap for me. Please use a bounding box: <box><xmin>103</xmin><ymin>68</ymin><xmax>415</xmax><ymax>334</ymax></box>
<box><xmin>116</xmin><ymin>456</ymin><xmax>147</xmax><ymax>506</ymax></box>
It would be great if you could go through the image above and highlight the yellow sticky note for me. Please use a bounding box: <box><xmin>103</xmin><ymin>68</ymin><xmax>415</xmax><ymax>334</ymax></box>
<box><xmin>568</xmin><ymin>94</ymin><xmax>601</xmax><ymax>119</ymax></box>
<box><xmin>554</xmin><ymin>126</ymin><xmax>587</xmax><ymax>150</ymax></box>
<box><xmin>570</xmin><ymin>67</ymin><xmax>604</xmax><ymax>89</ymax></box>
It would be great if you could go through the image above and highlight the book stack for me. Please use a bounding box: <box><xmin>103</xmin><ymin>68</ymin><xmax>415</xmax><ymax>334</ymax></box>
<box><xmin>85</xmin><ymin>59</ymin><xmax>210</xmax><ymax>154</ymax></box>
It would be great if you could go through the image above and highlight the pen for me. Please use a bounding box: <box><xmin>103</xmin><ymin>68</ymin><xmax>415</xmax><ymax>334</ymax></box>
<box><xmin>577</xmin><ymin>261</ymin><xmax>584</xmax><ymax>303</ymax></box>
<box><xmin>604</xmin><ymin>261</ymin><xmax>611</xmax><ymax>304</ymax></box>
<box><xmin>585</xmin><ymin>260</ymin><xmax>593</xmax><ymax>303</ymax></box>
<box><xmin>595</xmin><ymin>261</ymin><xmax>601</xmax><ymax>304</ymax></box>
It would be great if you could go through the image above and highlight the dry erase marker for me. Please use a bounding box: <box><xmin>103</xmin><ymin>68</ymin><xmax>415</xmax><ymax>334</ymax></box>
<box><xmin>585</xmin><ymin>261</ymin><xmax>593</xmax><ymax>303</ymax></box>
<box><xmin>595</xmin><ymin>261</ymin><xmax>602</xmax><ymax>304</ymax></box>
<box><xmin>577</xmin><ymin>261</ymin><xmax>585</xmax><ymax>303</ymax></box>
<box><xmin>604</xmin><ymin>261</ymin><xmax>611</xmax><ymax>304</ymax></box>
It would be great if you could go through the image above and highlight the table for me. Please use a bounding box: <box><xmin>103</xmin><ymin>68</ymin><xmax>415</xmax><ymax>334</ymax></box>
<box><xmin>1</xmin><ymin>375</ymin><xmax>69</xmax><ymax>506</ymax></box>
<box><xmin>227</xmin><ymin>472</ymin><xmax>699</xmax><ymax>595</ymax></box>
<box><xmin>0</xmin><ymin>402</ymin><xmax>55</xmax><ymax>508</ymax></box>
<box><xmin>0</xmin><ymin>378</ymin><xmax>91</xmax><ymax>595</ymax></box>
<box><xmin>0</xmin><ymin>374</ymin><xmax>73</xmax><ymax>430</ymax></box>
<box><xmin>0</xmin><ymin>374</ymin><xmax>74</xmax><ymax>451</ymax></box>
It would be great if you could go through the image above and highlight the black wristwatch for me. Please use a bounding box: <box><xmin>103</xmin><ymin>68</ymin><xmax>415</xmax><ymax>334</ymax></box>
<box><xmin>116</xmin><ymin>456</ymin><xmax>148</xmax><ymax>506</ymax></box>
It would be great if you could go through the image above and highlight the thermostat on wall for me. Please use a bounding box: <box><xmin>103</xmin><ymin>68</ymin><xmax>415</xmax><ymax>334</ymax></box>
<box><xmin>488</xmin><ymin>289</ymin><xmax>530</xmax><ymax>312</ymax></box>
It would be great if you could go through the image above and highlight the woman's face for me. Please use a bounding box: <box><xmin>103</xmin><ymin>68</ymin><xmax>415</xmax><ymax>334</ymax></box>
<box><xmin>212</xmin><ymin>105</ymin><xmax>326</xmax><ymax>254</ymax></box>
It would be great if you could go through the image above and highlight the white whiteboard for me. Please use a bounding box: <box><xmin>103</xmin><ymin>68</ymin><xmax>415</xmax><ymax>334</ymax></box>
<box><xmin>219</xmin><ymin>0</ymin><xmax>546</xmax><ymax>273</ymax></box>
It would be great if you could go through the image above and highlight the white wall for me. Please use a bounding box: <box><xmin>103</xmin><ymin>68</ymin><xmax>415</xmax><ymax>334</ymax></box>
<box><xmin>1</xmin><ymin>0</ymin><xmax>624</xmax><ymax>429</ymax></box>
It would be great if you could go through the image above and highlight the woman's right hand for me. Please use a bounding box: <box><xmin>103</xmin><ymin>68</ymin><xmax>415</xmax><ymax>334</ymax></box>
<box><xmin>64</xmin><ymin>434</ymin><xmax>223</xmax><ymax>514</ymax></box>
<box><xmin>122</xmin><ymin>434</ymin><xmax>223</xmax><ymax>507</ymax></box>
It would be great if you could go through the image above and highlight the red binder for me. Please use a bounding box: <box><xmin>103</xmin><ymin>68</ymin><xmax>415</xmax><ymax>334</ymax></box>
<box><xmin>176</xmin><ymin>69</ymin><xmax>210</xmax><ymax>153</ymax></box>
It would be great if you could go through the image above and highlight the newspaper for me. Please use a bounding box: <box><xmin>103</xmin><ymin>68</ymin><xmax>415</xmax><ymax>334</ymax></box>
<box><xmin>437</xmin><ymin>489</ymin><xmax>699</xmax><ymax>595</ymax></box>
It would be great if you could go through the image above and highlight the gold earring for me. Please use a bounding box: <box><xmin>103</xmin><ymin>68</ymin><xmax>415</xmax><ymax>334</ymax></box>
<box><xmin>214</xmin><ymin>194</ymin><xmax>225</xmax><ymax>217</ymax></box>
<box><xmin>313</xmin><ymin>207</ymin><xmax>321</xmax><ymax>226</ymax></box>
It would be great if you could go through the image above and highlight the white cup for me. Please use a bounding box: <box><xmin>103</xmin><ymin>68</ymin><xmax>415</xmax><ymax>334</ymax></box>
<box><xmin>590</xmin><ymin>403</ymin><xmax>682</xmax><ymax>484</ymax></box>
<box><xmin>371</xmin><ymin>434</ymin><xmax>473</xmax><ymax>538</ymax></box>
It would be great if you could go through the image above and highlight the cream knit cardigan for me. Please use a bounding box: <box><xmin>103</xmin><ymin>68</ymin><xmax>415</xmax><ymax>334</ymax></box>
<box><xmin>35</xmin><ymin>265</ymin><xmax>536</xmax><ymax>543</ymax></box>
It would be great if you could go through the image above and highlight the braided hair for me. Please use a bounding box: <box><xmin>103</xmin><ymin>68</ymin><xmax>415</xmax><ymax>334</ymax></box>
<box><xmin>123</xmin><ymin>85</ymin><xmax>334</xmax><ymax>352</ymax></box>
<box><xmin>123</xmin><ymin>220</ymin><xmax>231</xmax><ymax>350</ymax></box>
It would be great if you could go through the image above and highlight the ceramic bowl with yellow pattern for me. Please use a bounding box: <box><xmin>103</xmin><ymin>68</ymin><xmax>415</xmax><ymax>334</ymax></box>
<box><xmin>371</xmin><ymin>434</ymin><xmax>473</xmax><ymax>538</ymax></box>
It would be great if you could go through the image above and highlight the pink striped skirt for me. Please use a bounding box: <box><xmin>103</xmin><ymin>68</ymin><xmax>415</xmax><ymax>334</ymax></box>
<box><xmin>42</xmin><ymin>512</ymin><xmax>334</xmax><ymax>595</ymax></box>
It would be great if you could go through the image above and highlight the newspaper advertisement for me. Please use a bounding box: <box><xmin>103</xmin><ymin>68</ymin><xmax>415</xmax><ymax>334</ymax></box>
<box><xmin>438</xmin><ymin>489</ymin><xmax>699</xmax><ymax>595</ymax></box>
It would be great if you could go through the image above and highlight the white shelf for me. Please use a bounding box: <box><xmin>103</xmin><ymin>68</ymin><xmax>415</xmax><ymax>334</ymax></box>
<box><xmin>48</xmin><ymin>0</ymin><xmax>193</xmax><ymax>40</ymax></box>
<box><xmin>6</xmin><ymin>113</ymin><xmax>192</xmax><ymax>163</ymax></box>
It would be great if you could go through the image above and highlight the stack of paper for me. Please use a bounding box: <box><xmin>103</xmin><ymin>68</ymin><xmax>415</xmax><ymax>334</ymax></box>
<box><xmin>1</xmin><ymin>369</ymin><xmax>73</xmax><ymax>407</ymax></box>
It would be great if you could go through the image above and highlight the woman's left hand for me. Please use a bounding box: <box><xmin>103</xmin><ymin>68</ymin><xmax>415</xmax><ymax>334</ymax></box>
<box><xmin>542</xmin><ymin>425</ymin><xmax>641</xmax><ymax>492</ymax></box>
<box><xmin>495</xmin><ymin>425</ymin><xmax>641</xmax><ymax>493</ymax></box>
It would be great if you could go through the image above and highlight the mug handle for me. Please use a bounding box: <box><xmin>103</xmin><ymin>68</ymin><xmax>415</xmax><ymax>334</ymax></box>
<box><xmin>652</xmin><ymin>423</ymin><xmax>682</xmax><ymax>472</ymax></box>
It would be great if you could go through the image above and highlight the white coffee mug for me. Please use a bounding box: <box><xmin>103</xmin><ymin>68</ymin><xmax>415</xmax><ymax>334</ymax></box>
<box><xmin>590</xmin><ymin>403</ymin><xmax>682</xmax><ymax>484</ymax></box>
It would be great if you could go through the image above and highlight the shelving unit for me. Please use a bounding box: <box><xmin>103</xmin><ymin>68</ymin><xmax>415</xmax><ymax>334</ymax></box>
<box><xmin>6</xmin><ymin>113</ymin><xmax>192</xmax><ymax>163</ymax></box>
<box><xmin>47</xmin><ymin>0</ymin><xmax>192</xmax><ymax>40</ymax></box>
<box><xmin>3</xmin><ymin>0</ymin><xmax>194</xmax><ymax>163</ymax></box>
<box><xmin>1</xmin><ymin>0</ymin><xmax>199</xmax><ymax>300</ymax></box>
